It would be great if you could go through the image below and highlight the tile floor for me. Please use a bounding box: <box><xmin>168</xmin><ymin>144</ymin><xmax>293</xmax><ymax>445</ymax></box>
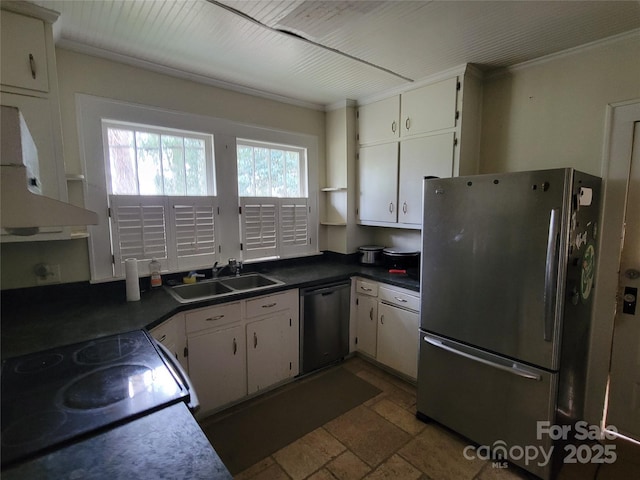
<box><xmin>232</xmin><ymin>357</ymin><xmax>639</xmax><ymax>480</ymax></box>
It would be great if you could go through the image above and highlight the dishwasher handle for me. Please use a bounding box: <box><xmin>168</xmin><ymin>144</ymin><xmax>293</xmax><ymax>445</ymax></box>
<box><xmin>301</xmin><ymin>281</ymin><xmax>350</xmax><ymax>297</ymax></box>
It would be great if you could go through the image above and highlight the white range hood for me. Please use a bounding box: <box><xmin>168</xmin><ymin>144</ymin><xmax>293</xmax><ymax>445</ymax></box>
<box><xmin>0</xmin><ymin>105</ymin><xmax>98</xmax><ymax>236</ymax></box>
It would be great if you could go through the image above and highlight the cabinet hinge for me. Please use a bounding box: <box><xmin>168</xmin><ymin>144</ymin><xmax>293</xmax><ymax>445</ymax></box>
<box><xmin>355</xmin><ymin>337</ymin><xmax>358</xmax><ymax>345</ymax></box>
<box><xmin>453</xmin><ymin>137</ymin><xmax>458</xmax><ymax>147</ymax></box>
<box><xmin>184</xmin><ymin>347</ymin><xmax>188</xmax><ymax>358</ymax></box>
<box><xmin>356</xmin><ymin>298</ymin><xmax>359</xmax><ymax>306</ymax></box>
<box><xmin>356</xmin><ymin>110</ymin><xmax>359</xmax><ymax>119</ymax></box>
<box><xmin>289</xmin><ymin>318</ymin><xmax>292</xmax><ymax>327</ymax></box>
<box><xmin>456</xmin><ymin>81</ymin><xmax>461</xmax><ymax>91</ymax></box>
<box><xmin>289</xmin><ymin>362</ymin><xmax>292</xmax><ymax>370</ymax></box>
<box><xmin>107</xmin><ymin>207</ymin><xmax>112</xmax><ymax>217</ymax></box>
<box><xmin>217</xmin><ymin>206</ymin><xmax>220</xmax><ymax>215</ymax></box>
<box><xmin>239</xmin><ymin>206</ymin><xmax>242</xmax><ymax>214</ymax></box>
<box><xmin>240</xmin><ymin>243</ymin><xmax>244</xmax><ymax>251</ymax></box>
<box><xmin>111</xmin><ymin>255</ymin><xmax>115</xmax><ymax>265</ymax></box>
<box><xmin>455</xmin><ymin>111</ymin><xmax>460</xmax><ymax>120</ymax></box>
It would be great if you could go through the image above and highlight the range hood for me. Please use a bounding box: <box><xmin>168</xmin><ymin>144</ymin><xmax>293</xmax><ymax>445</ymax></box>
<box><xmin>1</xmin><ymin>106</ymin><xmax>98</xmax><ymax>236</ymax></box>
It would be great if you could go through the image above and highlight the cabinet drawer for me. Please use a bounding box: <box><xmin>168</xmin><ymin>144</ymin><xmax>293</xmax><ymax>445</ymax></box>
<box><xmin>246</xmin><ymin>291</ymin><xmax>294</xmax><ymax>318</ymax></box>
<box><xmin>355</xmin><ymin>279</ymin><xmax>378</xmax><ymax>297</ymax></box>
<box><xmin>186</xmin><ymin>302</ymin><xmax>241</xmax><ymax>334</ymax></box>
<box><xmin>150</xmin><ymin>319</ymin><xmax>177</xmax><ymax>346</ymax></box>
<box><xmin>379</xmin><ymin>286</ymin><xmax>420</xmax><ymax>312</ymax></box>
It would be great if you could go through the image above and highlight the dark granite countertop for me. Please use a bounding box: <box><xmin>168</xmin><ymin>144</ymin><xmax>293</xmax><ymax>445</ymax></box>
<box><xmin>2</xmin><ymin>402</ymin><xmax>232</xmax><ymax>480</ymax></box>
<box><xmin>1</xmin><ymin>253</ymin><xmax>419</xmax><ymax>359</ymax></box>
<box><xmin>0</xmin><ymin>253</ymin><xmax>419</xmax><ymax>477</ymax></box>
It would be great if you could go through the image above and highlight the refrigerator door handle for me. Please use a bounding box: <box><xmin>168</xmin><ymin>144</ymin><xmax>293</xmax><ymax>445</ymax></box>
<box><xmin>423</xmin><ymin>335</ymin><xmax>542</xmax><ymax>381</ymax></box>
<box><xmin>544</xmin><ymin>208</ymin><xmax>560</xmax><ymax>342</ymax></box>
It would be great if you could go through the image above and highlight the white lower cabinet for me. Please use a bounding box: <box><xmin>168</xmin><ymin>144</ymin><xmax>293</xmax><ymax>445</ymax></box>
<box><xmin>353</xmin><ymin>278</ymin><xmax>420</xmax><ymax>380</ymax></box>
<box><xmin>354</xmin><ymin>278</ymin><xmax>379</xmax><ymax>358</ymax></box>
<box><xmin>247</xmin><ymin>311</ymin><xmax>296</xmax><ymax>394</ymax></box>
<box><xmin>377</xmin><ymin>302</ymin><xmax>419</xmax><ymax>380</ymax></box>
<box><xmin>149</xmin><ymin>313</ymin><xmax>187</xmax><ymax>371</ymax></box>
<box><xmin>181</xmin><ymin>288</ymin><xmax>299</xmax><ymax>415</ymax></box>
<box><xmin>245</xmin><ymin>289</ymin><xmax>299</xmax><ymax>395</ymax></box>
<box><xmin>189</xmin><ymin>324</ymin><xmax>246</xmax><ymax>413</ymax></box>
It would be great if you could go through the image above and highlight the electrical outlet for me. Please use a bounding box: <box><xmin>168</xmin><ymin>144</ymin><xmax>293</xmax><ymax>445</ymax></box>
<box><xmin>35</xmin><ymin>264</ymin><xmax>61</xmax><ymax>285</ymax></box>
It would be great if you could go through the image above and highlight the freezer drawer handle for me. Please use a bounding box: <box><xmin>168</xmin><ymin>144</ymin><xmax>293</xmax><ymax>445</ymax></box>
<box><xmin>424</xmin><ymin>336</ymin><xmax>542</xmax><ymax>381</ymax></box>
<box><xmin>544</xmin><ymin>208</ymin><xmax>560</xmax><ymax>342</ymax></box>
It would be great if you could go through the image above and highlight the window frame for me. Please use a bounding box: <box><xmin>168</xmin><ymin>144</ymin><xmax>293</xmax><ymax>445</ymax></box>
<box><xmin>76</xmin><ymin>94</ymin><xmax>319</xmax><ymax>283</ymax></box>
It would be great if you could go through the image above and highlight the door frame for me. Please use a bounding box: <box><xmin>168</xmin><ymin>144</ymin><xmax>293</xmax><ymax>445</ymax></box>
<box><xmin>586</xmin><ymin>99</ymin><xmax>640</xmax><ymax>426</ymax></box>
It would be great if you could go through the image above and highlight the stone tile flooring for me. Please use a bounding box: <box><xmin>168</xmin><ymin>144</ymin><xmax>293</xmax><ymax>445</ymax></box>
<box><xmin>233</xmin><ymin>357</ymin><xmax>640</xmax><ymax>480</ymax></box>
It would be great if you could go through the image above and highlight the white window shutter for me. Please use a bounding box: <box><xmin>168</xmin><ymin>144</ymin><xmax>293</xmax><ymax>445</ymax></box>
<box><xmin>109</xmin><ymin>195</ymin><xmax>168</xmax><ymax>277</ymax></box>
<box><xmin>169</xmin><ymin>197</ymin><xmax>217</xmax><ymax>271</ymax></box>
<box><xmin>240</xmin><ymin>198</ymin><xmax>278</xmax><ymax>260</ymax></box>
<box><xmin>280</xmin><ymin>198</ymin><xmax>310</xmax><ymax>256</ymax></box>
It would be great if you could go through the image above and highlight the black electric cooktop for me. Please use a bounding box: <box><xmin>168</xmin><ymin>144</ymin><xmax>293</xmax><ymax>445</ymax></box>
<box><xmin>1</xmin><ymin>330</ymin><xmax>189</xmax><ymax>468</ymax></box>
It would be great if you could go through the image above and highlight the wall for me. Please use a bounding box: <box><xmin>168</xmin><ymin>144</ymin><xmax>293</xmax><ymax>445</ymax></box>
<box><xmin>0</xmin><ymin>49</ymin><xmax>326</xmax><ymax>290</ymax></box>
<box><xmin>480</xmin><ymin>33</ymin><xmax>640</xmax><ymax>176</ymax></box>
<box><xmin>480</xmin><ymin>32</ymin><xmax>640</xmax><ymax>426</ymax></box>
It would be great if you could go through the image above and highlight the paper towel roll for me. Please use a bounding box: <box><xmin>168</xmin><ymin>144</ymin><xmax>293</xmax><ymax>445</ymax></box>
<box><xmin>125</xmin><ymin>258</ymin><xmax>140</xmax><ymax>302</ymax></box>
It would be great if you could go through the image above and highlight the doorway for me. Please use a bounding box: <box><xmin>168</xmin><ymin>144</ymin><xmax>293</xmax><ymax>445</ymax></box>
<box><xmin>589</xmin><ymin>100</ymin><xmax>640</xmax><ymax>441</ymax></box>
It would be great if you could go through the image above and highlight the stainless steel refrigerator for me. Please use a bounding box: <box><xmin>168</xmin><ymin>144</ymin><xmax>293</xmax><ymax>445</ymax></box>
<box><xmin>417</xmin><ymin>169</ymin><xmax>601</xmax><ymax>480</ymax></box>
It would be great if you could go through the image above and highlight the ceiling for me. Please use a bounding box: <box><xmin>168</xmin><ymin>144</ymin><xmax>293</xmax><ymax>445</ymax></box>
<box><xmin>31</xmin><ymin>0</ymin><xmax>640</xmax><ymax>109</ymax></box>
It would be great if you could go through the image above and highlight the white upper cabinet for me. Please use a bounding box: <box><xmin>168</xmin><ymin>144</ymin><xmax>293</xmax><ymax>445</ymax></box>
<box><xmin>398</xmin><ymin>132</ymin><xmax>455</xmax><ymax>225</ymax></box>
<box><xmin>356</xmin><ymin>66</ymin><xmax>482</xmax><ymax>229</ymax></box>
<box><xmin>400</xmin><ymin>77</ymin><xmax>458</xmax><ymax>137</ymax></box>
<box><xmin>1</xmin><ymin>10</ymin><xmax>49</xmax><ymax>93</ymax></box>
<box><xmin>356</xmin><ymin>96</ymin><xmax>400</xmax><ymax>145</ymax></box>
<box><xmin>357</xmin><ymin>142</ymin><xmax>399</xmax><ymax>223</ymax></box>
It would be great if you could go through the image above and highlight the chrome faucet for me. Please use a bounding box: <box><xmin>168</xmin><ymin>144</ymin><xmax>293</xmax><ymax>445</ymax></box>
<box><xmin>212</xmin><ymin>258</ymin><xmax>242</xmax><ymax>277</ymax></box>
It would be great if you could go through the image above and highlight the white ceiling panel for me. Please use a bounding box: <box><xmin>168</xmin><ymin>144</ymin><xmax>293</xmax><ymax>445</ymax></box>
<box><xmin>27</xmin><ymin>0</ymin><xmax>640</xmax><ymax>108</ymax></box>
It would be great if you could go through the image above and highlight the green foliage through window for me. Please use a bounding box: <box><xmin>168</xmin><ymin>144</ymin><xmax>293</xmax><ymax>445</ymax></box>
<box><xmin>106</xmin><ymin>123</ymin><xmax>210</xmax><ymax>196</ymax></box>
<box><xmin>237</xmin><ymin>142</ymin><xmax>304</xmax><ymax>197</ymax></box>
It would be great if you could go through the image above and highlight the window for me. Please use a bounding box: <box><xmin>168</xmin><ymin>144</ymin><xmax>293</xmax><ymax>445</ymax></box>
<box><xmin>103</xmin><ymin>121</ymin><xmax>217</xmax><ymax>276</ymax></box>
<box><xmin>78</xmin><ymin>94</ymin><xmax>318</xmax><ymax>282</ymax></box>
<box><xmin>237</xmin><ymin>140</ymin><xmax>312</xmax><ymax>260</ymax></box>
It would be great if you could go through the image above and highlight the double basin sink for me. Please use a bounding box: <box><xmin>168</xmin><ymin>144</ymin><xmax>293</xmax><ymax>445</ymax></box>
<box><xmin>166</xmin><ymin>273</ymin><xmax>284</xmax><ymax>303</ymax></box>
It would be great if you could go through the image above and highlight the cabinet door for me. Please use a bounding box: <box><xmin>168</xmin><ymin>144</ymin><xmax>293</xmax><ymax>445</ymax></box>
<box><xmin>247</xmin><ymin>312</ymin><xmax>296</xmax><ymax>394</ymax></box>
<box><xmin>150</xmin><ymin>314</ymin><xmax>187</xmax><ymax>372</ymax></box>
<box><xmin>358</xmin><ymin>142</ymin><xmax>398</xmax><ymax>223</ymax></box>
<box><xmin>0</xmin><ymin>11</ymin><xmax>49</xmax><ymax>92</ymax></box>
<box><xmin>398</xmin><ymin>133</ymin><xmax>455</xmax><ymax>225</ymax></box>
<box><xmin>0</xmin><ymin>92</ymin><xmax>63</xmax><ymax>201</ymax></box>
<box><xmin>401</xmin><ymin>77</ymin><xmax>458</xmax><ymax>136</ymax></box>
<box><xmin>355</xmin><ymin>294</ymin><xmax>378</xmax><ymax>358</ymax></box>
<box><xmin>377</xmin><ymin>302</ymin><xmax>419</xmax><ymax>380</ymax></box>
<box><xmin>188</xmin><ymin>325</ymin><xmax>247</xmax><ymax>413</ymax></box>
<box><xmin>357</xmin><ymin>96</ymin><xmax>400</xmax><ymax>145</ymax></box>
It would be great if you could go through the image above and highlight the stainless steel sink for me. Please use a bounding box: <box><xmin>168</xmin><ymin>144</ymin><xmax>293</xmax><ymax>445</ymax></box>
<box><xmin>166</xmin><ymin>273</ymin><xmax>284</xmax><ymax>303</ymax></box>
<box><xmin>219</xmin><ymin>273</ymin><xmax>282</xmax><ymax>291</ymax></box>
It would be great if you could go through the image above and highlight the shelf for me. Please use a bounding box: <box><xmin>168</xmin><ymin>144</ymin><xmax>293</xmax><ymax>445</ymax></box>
<box><xmin>320</xmin><ymin>221</ymin><xmax>347</xmax><ymax>226</ymax></box>
<box><xmin>65</xmin><ymin>174</ymin><xmax>85</xmax><ymax>182</ymax></box>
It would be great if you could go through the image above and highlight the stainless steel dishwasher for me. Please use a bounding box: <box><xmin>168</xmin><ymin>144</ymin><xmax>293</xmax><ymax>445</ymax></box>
<box><xmin>299</xmin><ymin>280</ymin><xmax>351</xmax><ymax>374</ymax></box>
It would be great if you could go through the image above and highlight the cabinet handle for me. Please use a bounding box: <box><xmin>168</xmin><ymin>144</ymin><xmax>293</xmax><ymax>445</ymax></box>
<box><xmin>405</xmin><ymin>117</ymin><xmax>411</xmax><ymax>130</ymax></box>
<box><xmin>29</xmin><ymin>54</ymin><xmax>36</xmax><ymax>79</ymax></box>
<box><xmin>253</xmin><ymin>332</ymin><xmax>258</xmax><ymax>348</ymax></box>
<box><xmin>369</xmin><ymin>307</ymin><xmax>374</xmax><ymax>321</ymax></box>
<box><xmin>391</xmin><ymin>120</ymin><xmax>397</xmax><ymax>133</ymax></box>
<box><xmin>402</xmin><ymin>202</ymin><xmax>407</xmax><ymax>214</ymax></box>
<box><xmin>380</xmin><ymin>314</ymin><xmax>385</xmax><ymax>325</ymax></box>
<box><xmin>205</xmin><ymin>314</ymin><xmax>224</xmax><ymax>321</ymax></box>
<box><xmin>394</xmin><ymin>296</ymin><xmax>408</xmax><ymax>303</ymax></box>
<box><xmin>360</xmin><ymin>286</ymin><xmax>372</xmax><ymax>292</ymax></box>
<box><xmin>233</xmin><ymin>338</ymin><xmax>237</xmax><ymax>355</ymax></box>
<box><xmin>262</xmin><ymin>302</ymin><xmax>277</xmax><ymax>309</ymax></box>
<box><xmin>158</xmin><ymin>334</ymin><xmax>167</xmax><ymax>343</ymax></box>
<box><xmin>389</xmin><ymin>203</ymin><xmax>394</xmax><ymax>213</ymax></box>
